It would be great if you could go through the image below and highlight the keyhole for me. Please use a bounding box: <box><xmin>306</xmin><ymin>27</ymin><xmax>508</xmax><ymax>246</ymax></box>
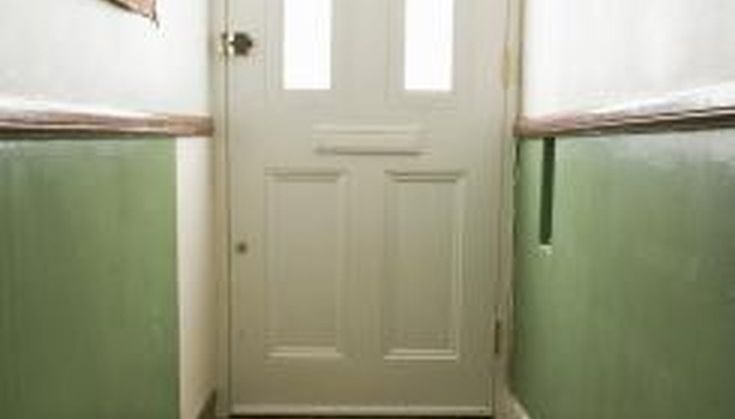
<box><xmin>235</xmin><ymin>241</ymin><xmax>249</xmax><ymax>254</ymax></box>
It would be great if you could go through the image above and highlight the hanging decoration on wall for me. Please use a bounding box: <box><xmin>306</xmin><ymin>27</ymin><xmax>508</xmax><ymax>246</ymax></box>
<box><xmin>105</xmin><ymin>0</ymin><xmax>157</xmax><ymax>21</ymax></box>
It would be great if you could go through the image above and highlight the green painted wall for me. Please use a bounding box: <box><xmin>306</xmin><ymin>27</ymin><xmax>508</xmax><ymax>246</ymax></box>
<box><xmin>513</xmin><ymin>132</ymin><xmax>735</xmax><ymax>419</ymax></box>
<box><xmin>0</xmin><ymin>139</ymin><xmax>178</xmax><ymax>419</ymax></box>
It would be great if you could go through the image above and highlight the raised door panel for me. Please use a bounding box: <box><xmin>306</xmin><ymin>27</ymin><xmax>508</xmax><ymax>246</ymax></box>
<box><xmin>265</xmin><ymin>170</ymin><xmax>349</xmax><ymax>360</ymax></box>
<box><xmin>383</xmin><ymin>172</ymin><xmax>466</xmax><ymax>361</ymax></box>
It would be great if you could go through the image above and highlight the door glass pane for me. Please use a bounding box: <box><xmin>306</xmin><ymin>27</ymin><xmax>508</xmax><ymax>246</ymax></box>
<box><xmin>404</xmin><ymin>0</ymin><xmax>455</xmax><ymax>92</ymax></box>
<box><xmin>283</xmin><ymin>0</ymin><xmax>333</xmax><ymax>90</ymax></box>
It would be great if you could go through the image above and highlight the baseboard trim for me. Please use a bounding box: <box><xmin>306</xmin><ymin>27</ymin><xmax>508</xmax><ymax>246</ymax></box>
<box><xmin>509</xmin><ymin>395</ymin><xmax>531</xmax><ymax>419</ymax></box>
<box><xmin>197</xmin><ymin>391</ymin><xmax>218</xmax><ymax>419</ymax></box>
<box><xmin>231</xmin><ymin>404</ymin><xmax>492</xmax><ymax>417</ymax></box>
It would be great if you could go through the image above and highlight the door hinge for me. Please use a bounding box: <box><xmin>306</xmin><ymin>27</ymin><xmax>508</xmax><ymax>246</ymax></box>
<box><xmin>494</xmin><ymin>319</ymin><xmax>504</xmax><ymax>357</ymax></box>
<box><xmin>221</xmin><ymin>31</ymin><xmax>255</xmax><ymax>57</ymax></box>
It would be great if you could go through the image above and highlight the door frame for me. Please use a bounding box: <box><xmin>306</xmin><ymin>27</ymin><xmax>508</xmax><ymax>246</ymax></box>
<box><xmin>209</xmin><ymin>0</ymin><xmax>523</xmax><ymax>417</ymax></box>
<box><xmin>491</xmin><ymin>0</ymin><xmax>523</xmax><ymax>417</ymax></box>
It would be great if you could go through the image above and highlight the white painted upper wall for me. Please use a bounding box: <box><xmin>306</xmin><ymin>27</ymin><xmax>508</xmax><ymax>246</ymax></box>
<box><xmin>522</xmin><ymin>0</ymin><xmax>735</xmax><ymax>116</ymax></box>
<box><xmin>0</xmin><ymin>0</ymin><xmax>210</xmax><ymax>114</ymax></box>
<box><xmin>177</xmin><ymin>138</ymin><xmax>217</xmax><ymax>419</ymax></box>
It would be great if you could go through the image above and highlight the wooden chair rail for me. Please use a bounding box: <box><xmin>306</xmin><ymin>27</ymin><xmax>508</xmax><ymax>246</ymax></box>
<box><xmin>516</xmin><ymin>84</ymin><xmax>735</xmax><ymax>139</ymax></box>
<box><xmin>0</xmin><ymin>96</ymin><xmax>213</xmax><ymax>138</ymax></box>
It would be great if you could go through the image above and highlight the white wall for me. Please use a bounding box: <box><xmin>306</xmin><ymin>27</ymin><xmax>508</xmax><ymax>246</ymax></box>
<box><xmin>177</xmin><ymin>138</ymin><xmax>218</xmax><ymax>419</ymax></box>
<box><xmin>523</xmin><ymin>0</ymin><xmax>735</xmax><ymax>116</ymax></box>
<box><xmin>0</xmin><ymin>0</ymin><xmax>209</xmax><ymax>114</ymax></box>
<box><xmin>0</xmin><ymin>1</ymin><xmax>217</xmax><ymax>418</ymax></box>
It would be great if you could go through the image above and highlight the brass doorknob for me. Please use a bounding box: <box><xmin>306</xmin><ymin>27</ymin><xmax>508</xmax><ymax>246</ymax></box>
<box><xmin>223</xmin><ymin>32</ymin><xmax>255</xmax><ymax>57</ymax></box>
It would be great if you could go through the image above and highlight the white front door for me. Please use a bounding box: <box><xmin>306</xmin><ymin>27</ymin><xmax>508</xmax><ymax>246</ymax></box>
<box><xmin>227</xmin><ymin>0</ymin><xmax>509</xmax><ymax>415</ymax></box>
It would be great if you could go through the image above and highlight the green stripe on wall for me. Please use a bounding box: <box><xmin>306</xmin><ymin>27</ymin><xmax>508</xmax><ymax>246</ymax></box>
<box><xmin>0</xmin><ymin>142</ymin><xmax>15</xmax><ymax>416</ymax></box>
<box><xmin>0</xmin><ymin>139</ymin><xmax>178</xmax><ymax>419</ymax></box>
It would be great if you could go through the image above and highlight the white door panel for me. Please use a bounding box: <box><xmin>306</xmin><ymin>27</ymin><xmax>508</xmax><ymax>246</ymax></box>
<box><xmin>228</xmin><ymin>0</ymin><xmax>507</xmax><ymax>414</ymax></box>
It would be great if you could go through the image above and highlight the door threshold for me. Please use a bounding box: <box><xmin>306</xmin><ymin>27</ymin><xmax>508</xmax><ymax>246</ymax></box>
<box><xmin>231</xmin><ymin>404</ymin><xmax>492</xmax><ymax>417</ymax></box>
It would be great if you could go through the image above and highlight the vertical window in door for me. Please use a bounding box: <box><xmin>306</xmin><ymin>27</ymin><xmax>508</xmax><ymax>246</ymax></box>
<box><xmin>283</xmin><ymin>0</ymin><xmax>333</xmax><ymax>90</ymax></box>
<box><xmin>404</xmin><ymin>0</ymin><xmax>455</xmax><ymax>92</ymax></box>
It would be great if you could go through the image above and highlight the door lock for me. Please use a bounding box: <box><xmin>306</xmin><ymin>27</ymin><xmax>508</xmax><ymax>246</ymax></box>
<box><xmin>222</xmin><ymin>31</ymin><xmax>255</xmax><ymax>57</ymax></box>
<box><xmin>235</xmin><ymin>241</ymin><xmax>249</xmax><ymax>255</ymax></box>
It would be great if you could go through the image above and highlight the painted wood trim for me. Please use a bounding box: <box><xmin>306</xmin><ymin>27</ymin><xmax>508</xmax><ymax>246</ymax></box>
<box><xmin>508</xmin><ymin>395</ymin><xmax>532</xmax><ymax>419</ymax></box>
<box><xmin>196</xmin><ymin>392</ymin><xmax>218</xmax><ymax>419</ymax></box>
<box><xmin>232</xmin><ymin>404</ymin><xmax>492</xmax><ymax>417</ymax></box>
<box><xmin>515</xmin><ymin>83</ymin><xmax>735</xmax><ymax>138</ymax></box>
<box><xmin>0</xmin><ymin>96</ymin><xmax>213</xmax><ymax>138</ymax></box>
